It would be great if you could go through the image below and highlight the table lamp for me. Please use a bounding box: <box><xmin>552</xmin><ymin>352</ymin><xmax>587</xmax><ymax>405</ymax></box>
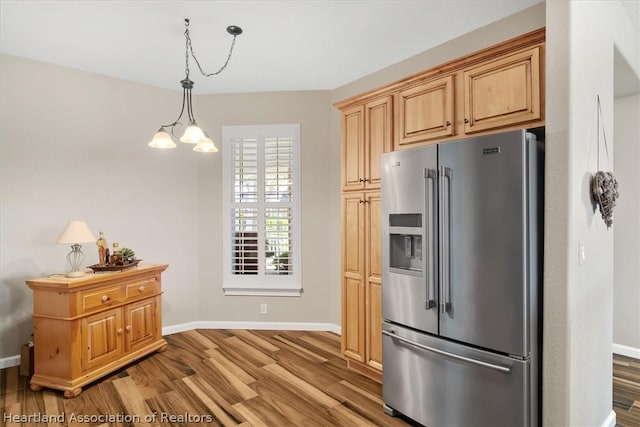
<box><xmin>56</xmin><ymin>221</ymin><xmax>96</xmax><ymax>277</ymax></box>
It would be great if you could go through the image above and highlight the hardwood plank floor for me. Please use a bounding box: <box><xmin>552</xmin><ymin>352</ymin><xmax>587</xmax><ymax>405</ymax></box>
<box><xmin>0</xmin><ymin>330</ymin><xmax>416</xmax><ymax>426</ymax></box>
<box><xmin>614</xmin><ymin>353</ymin><xmax>640</xmax><ymax>427</ymax></box>
<box><xmin>4</xmin><ymin>332</ymin><xmax>636</xmax><ymax>426</ymax></box>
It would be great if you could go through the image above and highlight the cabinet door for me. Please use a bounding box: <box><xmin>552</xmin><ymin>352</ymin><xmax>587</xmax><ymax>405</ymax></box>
<box><xmin>125</xmin><ymin>297</ymin><xmax>159</xmax><ymax>352</ymax></box>
<box><xmin>364</xmin><ymin>97</ymin><xmax>393</xmax><ymax>190</ymax></box>
<box><xmin>342</xmin><ymin>192</ymin><xmax>365</xmax><ymax>362</ymax></box>
<box><xmin>397</xmin><ymin>75</ymin><xmax>454</xmax><ymax>147</ymax></box>
<box><xmin>342</xmin><ymin>105</ymin><xmax>365</xmax><ymax>191</ymax></box>
<box><xmin>81</xmin><ymin>307</ymin><xmax>122</xmax><ymax>371</ymax></box>
<box><xmin>463</xmin><ymin>46</ymin><xmax>541</xmax><ymax>133</ymax></box>
<box><xmin>365</xmin><ymin>193</ymin><xmax>382</xmax><ymax>370</ymax></box>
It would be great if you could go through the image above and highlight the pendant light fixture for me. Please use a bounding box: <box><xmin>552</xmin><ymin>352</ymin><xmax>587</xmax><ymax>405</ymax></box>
<box><xmin>148</xmin><ymin>19</ymin><xmax>242</xmax><ymax>153</ymax></box>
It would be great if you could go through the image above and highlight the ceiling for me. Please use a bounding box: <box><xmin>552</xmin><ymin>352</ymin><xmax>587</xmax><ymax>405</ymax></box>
<box><xmin>0</xmin><ymin>1</ymin><xmax>542</xmax><ymax>94</ymax></box>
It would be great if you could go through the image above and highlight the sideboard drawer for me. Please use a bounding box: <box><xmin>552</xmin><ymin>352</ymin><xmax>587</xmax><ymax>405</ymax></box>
<box><xmin>125</xmin><ymin>277</ymin><xmax>160</xmax><ymax>301</ymax></box>
<box><xmin>80</xmin><ymin>286</ymin><xmax>123</xmax><ymax>313</ymax></box>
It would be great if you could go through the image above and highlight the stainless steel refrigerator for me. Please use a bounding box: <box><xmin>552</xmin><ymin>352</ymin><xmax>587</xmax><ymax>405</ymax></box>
<box><xmin>381</xmin><ymin>129</ymin><xmax>543</xmax><ymax>427</ymax></box>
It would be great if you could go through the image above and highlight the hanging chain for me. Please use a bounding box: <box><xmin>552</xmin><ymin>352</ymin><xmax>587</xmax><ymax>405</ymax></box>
<box><xmin>184</xmin><ymin>19</ymin><xmax>239</xmax><ymax>78</ymax></box>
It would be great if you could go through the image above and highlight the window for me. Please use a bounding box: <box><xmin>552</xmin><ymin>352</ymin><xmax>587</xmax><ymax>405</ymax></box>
<box><xmin>222</xmin><ymin>124</ymin><xmax>301</xmax><ymax>296</ymax></box>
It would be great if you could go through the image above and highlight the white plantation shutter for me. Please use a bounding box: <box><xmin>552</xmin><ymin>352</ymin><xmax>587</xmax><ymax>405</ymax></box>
<box><xmin>222</xmin><ymin>124</ymin><xmax>301</xmax><ymax>296</ymax></box>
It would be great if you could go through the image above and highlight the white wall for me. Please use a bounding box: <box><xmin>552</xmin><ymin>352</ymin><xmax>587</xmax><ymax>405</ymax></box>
<box><xmin>613</xmin><ymin>94</ymin><xmax>640</xmax><ymax>354</ymax></box>
<box><xmin>544</xmin><ymin>1</ymin><xmax>639</xmax><ymax>426</ymax></box>
<box><xmin>0</xmin><ymin>54</ymin><xmax>201</xmax><ymax>359</ymax></box>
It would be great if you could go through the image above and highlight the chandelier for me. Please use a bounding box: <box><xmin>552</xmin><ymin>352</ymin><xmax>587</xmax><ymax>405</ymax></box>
<box><xmin>148</xmin><ymin>19</ymin><xmax>242</xmax><ymax>153</ymax></box>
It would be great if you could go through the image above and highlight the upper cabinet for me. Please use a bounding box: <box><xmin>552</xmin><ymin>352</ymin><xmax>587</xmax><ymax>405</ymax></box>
<box><xmin>336</xmin><ymin>28</ymin><xmax>545</xmax><ymax>151</ymax></box>
<box><xmin>341</xmin><ymin>96</ymin><xmax>393</xmax><ymax>191</ymax></box>
<box><xmin>463</xmin><ymin>46</ymin><xmax>541</xmax><ymax>134</ymax></box>
<box><xmin>341</xmin><ymin>105</ymin><xmax>365</xmax><ymax>191</ymax></box>
<box><xmin>396</xmin><ymin>75</ymin><xmax>455</xmax><ymax>147</ymax></box>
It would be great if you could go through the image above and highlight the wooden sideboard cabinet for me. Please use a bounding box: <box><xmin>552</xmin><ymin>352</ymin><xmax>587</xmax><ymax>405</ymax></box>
<box><xmin>26</xmin><ymin>263</ymin><xmax>168</xmax><ymax>398</ymax></box>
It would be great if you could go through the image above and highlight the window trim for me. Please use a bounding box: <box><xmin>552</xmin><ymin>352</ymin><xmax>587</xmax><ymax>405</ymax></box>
<box><xmin>221</xmin><ymin>124</ymin><xmax>302</xmax><ymax>297</ymax></box>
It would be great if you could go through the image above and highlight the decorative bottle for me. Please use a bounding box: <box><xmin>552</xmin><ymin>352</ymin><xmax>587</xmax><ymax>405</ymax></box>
<box><xmin>112</xmin><ymin>242</ymin><xmax>123</xmax><ymax>265</ymax></box>
<box><xmin>96</xmin><ymin>230</ymin><xmax>108</xmax><ymax>266</ymax></box>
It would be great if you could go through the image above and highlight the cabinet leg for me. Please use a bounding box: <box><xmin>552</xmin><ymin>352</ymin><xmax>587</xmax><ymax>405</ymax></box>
<box><xmin>63</xmin><ymin>388</ymin><xmax>82</xmax><ymax>398</ymax></box>
<box><xmin>30</xmin><ymin>383</ymin><xmax>43</xmax><ymax>392</ymax></box>
<box><xmin>157</xmin><ymin>344</ymin><xmax>168</xmax><ymax>353</ymax></box>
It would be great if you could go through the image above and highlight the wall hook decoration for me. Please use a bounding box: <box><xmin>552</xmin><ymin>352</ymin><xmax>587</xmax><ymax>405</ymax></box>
<box><xmin>589</xmin><ymin>95</ymin><xmax>619</xmax><ymax>228</ymax></box>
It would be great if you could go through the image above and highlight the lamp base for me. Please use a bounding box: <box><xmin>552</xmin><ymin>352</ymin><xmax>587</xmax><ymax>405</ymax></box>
<box><xmin>65</xmin><ymin>270</ymin><xmax>86</xmax><ymax>278</ymax></box>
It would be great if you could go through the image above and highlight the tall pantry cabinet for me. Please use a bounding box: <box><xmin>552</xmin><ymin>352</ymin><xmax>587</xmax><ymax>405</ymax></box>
<box><xmin>340</xmin><ymin>96</ymin><xmax>392</xmax><ymax>375</ymax></box>
<box><xmin>336</xmin><ymin>29</ymin><xmax>545</xmax><ymax>378</ymax></box>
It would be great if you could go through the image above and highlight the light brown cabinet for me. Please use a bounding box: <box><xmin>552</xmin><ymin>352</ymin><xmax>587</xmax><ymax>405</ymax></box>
<box><xmin>463</xmin><ymin>46</ymin><xmax>541</xmax><ymax>133</ymax></box>
<box><xmin>26</xmin><ymin>264</ymin><xmax>168</xmax><ymax>397</ymax></box>
<box><xmin>341</xmin><ymin>191</ymin><xmax>382</xmax><ymax>371</ymax></box>
<box><xmin>336</xmin><ymin>29</ymin><xmax>545</xmax><ymax>378</ymax></box>
<box><xmin>342</xmin><ymin>96</ymin><xmax>393</xmax><ymax>191</ymax></box>
<box><xmin>396</xmin><ymin>75</ymin><xmax>455</xmax><ymax>146</ymax></box>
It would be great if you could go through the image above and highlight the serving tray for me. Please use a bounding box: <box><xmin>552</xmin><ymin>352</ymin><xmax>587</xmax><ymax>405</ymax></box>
<box><xmin>88</xmin><ymin>259</ymin><xmax>142</xmax><ymax>272</ymax></box>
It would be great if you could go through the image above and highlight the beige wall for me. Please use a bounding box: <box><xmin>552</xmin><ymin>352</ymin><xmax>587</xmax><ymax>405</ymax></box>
<box><xmin>0</xmin><ymin>54</ymin><xmax>335</xmax><ymax>360</ymax></box>
<box><xmin>0</xmin><ymin>54</ymin><xmax>201</xmax><ymax>358</ymax></box>
<box><xmin>614</xmin><ymin>94</ymin><xmax>640</xmax><ymax>352</ymax></box>
<box><xmin>194</xmin><ymin>91</ymin><xmax>334</xmax><ymax>325</ymax></box>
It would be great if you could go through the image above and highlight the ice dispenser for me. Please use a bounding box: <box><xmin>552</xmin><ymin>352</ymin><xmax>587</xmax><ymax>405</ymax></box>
<box><xmin>389</xmin><ymin>213</ymin><xmax>423</xmax><ymax>275</ymax></box>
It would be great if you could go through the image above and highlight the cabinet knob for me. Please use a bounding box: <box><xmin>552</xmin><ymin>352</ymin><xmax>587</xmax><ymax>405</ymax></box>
<box><xmin>138</xmin><ymin>286</ymin><xmax>145</xmax><ymax>293</ymax></box>
<box><xmin>446</xmin><ymin>121</ymin><xmax>451</xmax><ymax>127</ymax></box>
<box><xmin>358</xmin><ymin>178</ymin><xmax>365</xmax><ymax>183</ymax></box>
<box><xmin>101</xmin><ymin>295</ymin><xmax>109</xmax><ymax>302</ymax></box>
<box><xmin>117</xmin><ymin>328</ymin><xmax>123</xmax><ymax>335</ymax></box>
<box><xmin>464</xmin><ymin>118</ymin><xmax>469</xmax><ymax>124</ymax></box>
<box><xmin>125</xmin><ymin>325</ymin><xmax>132</xmax><ymax>332</ymax></box>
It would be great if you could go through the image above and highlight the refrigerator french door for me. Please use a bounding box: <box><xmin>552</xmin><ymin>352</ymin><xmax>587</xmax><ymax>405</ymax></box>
<box><xmin>381</xmin><ymin>129</ymin><xmax>542</xmax><ymax>427</ymax></box>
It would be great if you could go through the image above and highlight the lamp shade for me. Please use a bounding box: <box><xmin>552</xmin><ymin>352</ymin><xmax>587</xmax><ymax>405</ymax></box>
<box><xmin>148</xmin><ymin>128</ymin><xmax>177</xmax><ymax>149</ymax></box>
<box><xmin>180</xmin><ymin>122</ymin><xmax>205</xmax><ymax>144</ymax></box>
<box><xmin>193</xmin><ymin>134</ymin><xmax>219</xmax><ymax>153</ymax></box>
<box><xmin>56</xmin><ymin>221</ymin><xmax>96</xmax><ymax>244</ymax></box>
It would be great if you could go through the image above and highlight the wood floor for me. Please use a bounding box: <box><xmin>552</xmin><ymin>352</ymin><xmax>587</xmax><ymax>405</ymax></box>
<box><xmin>614</xmin><ymin>353</ymin><xmax>640</xmax><ymax>427</ymax></box>
<box><xmin>2</xmin><ymin>331</ymin><xmax>638</xmax><ymax>426</ymax></box>
<box><xmin>0</xmin><ymin>330</ymin><xmax>415</xmax><ymax>426</ymax></box>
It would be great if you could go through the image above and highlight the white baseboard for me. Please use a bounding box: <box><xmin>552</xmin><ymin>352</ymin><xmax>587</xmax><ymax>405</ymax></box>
<box><xmin>602</xmin><ymin>410</ymin><xmax>616</xmax><ymax>427</ymax></box>
<box><xmin>0</xmin><ymin>355</ymin><xmax>21</xmax><ymax>369</ymax></box>
<box><xmin>613</xmin><ymin>343</ymin><xmax>640</xmax><ymax>359</ymax></box>
<box><xmin>0</xmin><ymin>323</ymin><xmax>342</xmax><ymax>370</ymax></box>
<box><xmin>163</xmin><ymin>321</ymin><xmax>341</xmax><ymax>336</ymax></box>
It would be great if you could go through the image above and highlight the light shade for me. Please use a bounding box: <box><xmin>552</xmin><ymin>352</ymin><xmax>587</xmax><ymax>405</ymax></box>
<box><xmin>148</xmin><ymin>128</ymin><xmax>177</xmax><ymax>149</ymax></box>
<box><xmin>56</xmin><ymin>221</ymin><xmax>96</xmax><ymax>244</ymax></box>
<box><xmin>180</xmin><ymin>121</ymin><xmax>205</xmax><ymax>144</ymax></box>
<box><xmin>193</xmin><ymin>134</ymin><xmax>219</xmax><ymax>153</ymax></box>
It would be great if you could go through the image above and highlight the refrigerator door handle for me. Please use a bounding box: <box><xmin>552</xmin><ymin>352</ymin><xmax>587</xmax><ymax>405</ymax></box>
<box><xmin>443</xmin><ymin>167</ymin><xmax>452</xmax><ymax>312</ymax></box>
<box><xmin>425</xmin><ymin>168</ymin><xmax>438</xmax><ymax>310</ymax></box>
<box><xmin>382</xmin><ymin>330</ymin><xmax>511</xmax><ymax>374</ymax></box>
<box><xmin>439</xmin><ymin>166</ymin><xmax>452</xmax><ymax>314</ymax></box>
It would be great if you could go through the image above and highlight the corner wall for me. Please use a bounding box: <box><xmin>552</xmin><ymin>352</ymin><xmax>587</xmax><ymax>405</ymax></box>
<box><xmin>544</xmin><ymin>1</ymin><xmax>640</xmax><ymax>425</ymax></box>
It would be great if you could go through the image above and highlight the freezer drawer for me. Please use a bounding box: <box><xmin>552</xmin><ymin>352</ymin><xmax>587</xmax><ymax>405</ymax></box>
<box><xmin>382</xmin><ymin>322</ymin><xmax>532</xmax><ymax>427</ymax></box>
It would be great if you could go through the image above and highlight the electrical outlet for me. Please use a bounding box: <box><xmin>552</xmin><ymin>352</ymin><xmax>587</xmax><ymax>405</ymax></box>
<box><xmin>260</xmin><ymin>303</ymin><xmax>268</xmax><ymax>314</ymax></box>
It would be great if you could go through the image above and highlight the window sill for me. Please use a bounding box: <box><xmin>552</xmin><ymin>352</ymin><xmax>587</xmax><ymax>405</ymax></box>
<box><xmin>222</xmin><ymin>287</ymin><xmax>302</xmax><ymax>297</ymax></box>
